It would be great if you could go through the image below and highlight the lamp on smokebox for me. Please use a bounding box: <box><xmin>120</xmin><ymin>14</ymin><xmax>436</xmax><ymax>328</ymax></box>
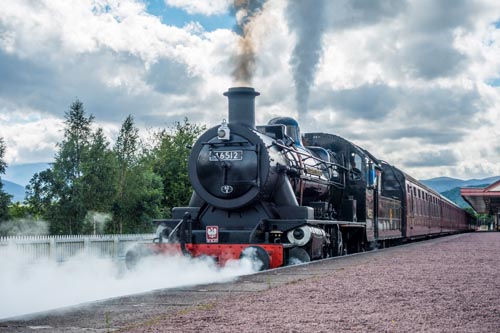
<box><xmin>218</xmin><ymin>119</ymin><xmax>230</xmax><ymax>140</ymax></box>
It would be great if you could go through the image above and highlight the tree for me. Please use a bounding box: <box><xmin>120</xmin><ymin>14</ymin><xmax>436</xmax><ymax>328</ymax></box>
<box><xmin>26</xmin><ymin>169</ymin><xmax>57</xmax><ymax>219</ymax></box>
<box><xmin>81</xmin><ymin>128</ymin><xmax>117</xmax><ymax>212</ymax></box>
<box><xmin>52</xmin><ymin>100</ymin><xmax>95</xmax><ymax>234</ymax></box>
<box><xmin>147</xmin><ymin>118</ymin><xmax>205</xmax><ymax>216</ymax></box>
<box><xmin>0</xmin><ymin>137</ymin><xmax>12</xmax><ymax>221</ymax></box>
<box><xmin>110</xmin><ymin>115</ymin><xmax>163</xmax><ymax>233</ymax></box>
<box><xmin>26</xmin><ymin>100</ymin><xmax>95</xmax><ymax>234</ymax></box>
<box><xmin>111</xmin><ymin>115</ymin><xmax>140</xmax><ymax>233</ymax></box>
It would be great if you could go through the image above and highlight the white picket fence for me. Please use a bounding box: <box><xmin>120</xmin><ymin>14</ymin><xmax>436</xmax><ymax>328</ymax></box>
<box><xmin>0</xmin><ymin>234</ymin><xmax>156</xmax><ymax>262</ymax></box>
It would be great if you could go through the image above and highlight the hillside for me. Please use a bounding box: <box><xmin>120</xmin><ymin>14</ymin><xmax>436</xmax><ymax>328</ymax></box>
<box><xmin>420</xmin><ymin>176</ymin><xmax>500</xmax><ymax>193</ymax></box>
<box><xmin>1</xmin><ymin>179</ymin><xmax>25</xmax><ymax>203</ymax></box>
<box><xmin>440</xmin><ymin>183</ymin><xmax>491</xmax><ymax>209</ymax></box>
<box><xmin>3</xmin><ymin>162</ymin><xmax>51</xmax><ymax>186</ymax></box>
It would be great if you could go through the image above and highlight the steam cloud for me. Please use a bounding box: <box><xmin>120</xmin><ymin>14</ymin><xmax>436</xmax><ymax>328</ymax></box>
<box><xmin>287</xmin><ymin>0</ymin><xmax>326</xmax><ymax>121</ymax></box>
<box><xmin>0</xmin><ymin>218</ymin><xmax>49</xmax><ymax>236</ymax></box>
<box><xmin>0</xmin><ymin>245</ymin><xmax>259</xmax><ymax>320</ymax></box>
<box><xmin>231</xmin><ymin>0</ymin><xmax>267</xmax><ymax>84</ymax></box>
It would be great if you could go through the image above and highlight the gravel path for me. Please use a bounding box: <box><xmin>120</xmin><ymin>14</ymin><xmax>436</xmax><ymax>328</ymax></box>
<box><xmin>122</xmin><ymin>233</ymin><xmax>500</xmax><ymax>333</ymax></box>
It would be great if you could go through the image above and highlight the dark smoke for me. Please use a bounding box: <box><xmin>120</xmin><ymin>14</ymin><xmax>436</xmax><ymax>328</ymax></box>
<box><xmin>287</xmin><ymin>0</ymin><xmax>326</xmax><ymax>120</ymax></box>
<box><xmin>231</xmin><ymin>0</ymin><xmax>267</xmax><ymax>84</ymax></box>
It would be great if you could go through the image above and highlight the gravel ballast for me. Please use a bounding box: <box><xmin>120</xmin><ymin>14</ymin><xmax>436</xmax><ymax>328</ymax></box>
<box><xmin>123</xmin><ymin>233</ymin><xmax>500</xmax><ymax>333</ymax></box>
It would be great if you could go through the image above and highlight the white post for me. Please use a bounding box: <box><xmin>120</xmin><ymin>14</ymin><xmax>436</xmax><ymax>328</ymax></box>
<box><xmin>84</xmin><ymin>237</ymin><xmax>90</xmax><ymax>256</ymax></box>
<box><xmin>113</xmin><ymin>236</ymin><xmax>119</xmax><ymax>260</ymax></box>
<box><xmin>49</xmin><ymin>238</ymin><xmax>56</xmax><ymax>261</ymax></box>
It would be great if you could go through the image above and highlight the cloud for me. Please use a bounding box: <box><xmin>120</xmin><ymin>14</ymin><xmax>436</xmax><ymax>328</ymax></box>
<box><xmin>399</xmin><ymin>33</ymin><xmax>467</xmax><ymax>79</ymax></box>
<box><xmin>312</xmin><ymin>84</ymin><xmax>399</xmax><ymax>121</ymax></box>
<box><xmin>384</xmin><ymin>127</ymin><xmax>465</xmax><ymax>145</ymax></box>
<box><xmin>404</xmin><ymin>149</ymin><xmax>459</xmax><ymax>168</ymax></box>
<box><xmin>0</xmin><ymin>0</ymin><xmax>500</xmax><ymax>181</ymax></box>
<box><xmin>165</xmin><ymin>0</ymin><xmax>232</xmax><ymax>16</ymax></box>
<box><xmin>0</xmin><ymin>105</ymin><xmax>63</xmax><ymax>164</ymax></box>
<box><xmin>146</xmin><ymin>58</ymin><xmax>200</xmax><ymax>94</ymax></box>
<box><xmin>323</xmin><ymin>0</ymin><xmax>408</xmax><ymax>30</ymax></box>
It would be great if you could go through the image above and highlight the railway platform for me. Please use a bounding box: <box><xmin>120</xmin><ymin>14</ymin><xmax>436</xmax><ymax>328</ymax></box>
<box><xmin>1</xmin><ymin>232</ymin><xmax>499</xmax><ymax>332</ymax></box>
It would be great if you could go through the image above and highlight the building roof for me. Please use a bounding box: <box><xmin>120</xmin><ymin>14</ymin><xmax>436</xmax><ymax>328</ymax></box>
<box><xmin>461</xmin><ymin>179</ymin><xmax>500</xmax><ymax>214</ymax></box>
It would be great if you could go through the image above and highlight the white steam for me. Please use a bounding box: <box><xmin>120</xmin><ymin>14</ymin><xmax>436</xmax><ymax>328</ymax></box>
<box><xmin>83</xmin><ymin>211</ymin><xmax>111</xmax><ymax>235</ymax></box>
<box><xmin>0</xmin><ymin>218</ymin><xmax>49</xmax><ymax>236</ymax></box>
<box><xmin>0</xmin><ymin>245</ymin><xmax>259</xmax><ymax>320</ymax></box>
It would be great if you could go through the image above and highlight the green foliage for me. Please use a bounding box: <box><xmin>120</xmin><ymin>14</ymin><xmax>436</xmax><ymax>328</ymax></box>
<box><xmin>8</xmin><ymin>202</ymin><xmax>32</xmax><ymax>219</ymax></box>
<box><xmin>0</xmin><ymin>189</ymin><xmax>11</xmax><ymax>222</ymax></box>
<box><xmin>26</xmin><ymin>100</ymin><xmax>97</xmax><ymax>234</ymax></box>
<box><xmin>476</xmin><ymin>213</ymin><xmax>494</xmax><ymax>226</ymax></box>
<box><xmin>108</xmin><ymin>166</ymin><xmax>163</xmax><ymax>234</ymax></box>
<box><xmin>108</xmin><ymin>115</ymin><xmax>163</xmax><ymax>233</ymax></box>
<box><xmin>463</xmin><ymin>207</ymin><xmax>494</xmax><ymax>226</ymax></box>
<box><xmin>26</xmin><ymin>169</ymin><xmax>57</xmax><ymax>219</ymax></box>
<box><xmin>146</xmin><ymin>118</ymin><xmax>205</xmax><ymax>217</ymax></box>
<box><xmin>51</xmin><ymin>100</ymin><xmax>94</xmax><ymax>234</ymax></box>
<box><xmin>0</xmin><ymin>137</ymin><xmax>6</xmax><ymax>175</ymax></box>
<box><xmin>0</xmin><ymin>137</ymin><xmax>12</xmax><ymax>221</ymax></box>
<box><xmin>23</xmin><ymin>102</ymin><xmax>201</xmax><ymax>235</ymax></box>
<box><xmin>81</xmin><ymin>128</ymin><xmax>117</xmax><ymax>212</ymax></box>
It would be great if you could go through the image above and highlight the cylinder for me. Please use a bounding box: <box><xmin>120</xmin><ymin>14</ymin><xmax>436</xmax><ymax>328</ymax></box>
<box><xmin>223</xmin><ymin>87</ymin><xmax>260</xmax><ymax>129</ymax></box>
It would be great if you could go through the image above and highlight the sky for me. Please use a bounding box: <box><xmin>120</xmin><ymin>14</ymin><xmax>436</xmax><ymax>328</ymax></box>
<box><xmin>1</xmin><ymin>0</ymin><xmax>500</xmax><ymax>180</ymax></box>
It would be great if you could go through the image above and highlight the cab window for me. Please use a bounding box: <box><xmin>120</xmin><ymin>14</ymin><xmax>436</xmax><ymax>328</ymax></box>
<box><xmin>349</xmin><ymin>152</ymin><xmax>363</xmax><ymax>181</ymax></box>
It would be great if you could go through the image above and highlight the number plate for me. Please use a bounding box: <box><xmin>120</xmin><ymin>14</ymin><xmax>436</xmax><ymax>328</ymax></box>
<box><xmin>209</xmin><ymin>150</ymin><xmax>243</xmax><ymax>161</ymax></box>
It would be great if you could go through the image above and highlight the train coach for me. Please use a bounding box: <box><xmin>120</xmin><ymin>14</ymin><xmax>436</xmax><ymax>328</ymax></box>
<box><xmin>126</xmin><ymin>87</ymin><xmax>474</xmax><ymax>270</ymax></box>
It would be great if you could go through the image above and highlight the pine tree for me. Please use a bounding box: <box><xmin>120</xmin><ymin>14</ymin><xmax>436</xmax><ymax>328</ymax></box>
<box><xmin>26</xmin><ymin>100</ymin><xmax>95</xmax><ymax>234</ymax></box>
<box><xmin>81</xmin><ymin>128</ymin><xmax>117</xmax><ymax>212</ymax></box>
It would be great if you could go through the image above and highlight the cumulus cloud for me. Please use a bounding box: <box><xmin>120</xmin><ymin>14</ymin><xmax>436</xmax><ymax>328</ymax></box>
<box><xmin>405</xmin><ymin>149</ymin><xmax>459</xmax><ymax>168</ymax></box>
<box><xmin>165</xmin><ymin>0</ymin><xmax>232</xmax><ymax>16</ymax></box>
<box><xmin>0</xmin><ymin>0</ymin><xmax>241</xmax><ymax>163</ymax></box>
<box><xmin>0</xmin><ymin>0</ymin><xmax>500</xmax><ymax>181</ymax></box>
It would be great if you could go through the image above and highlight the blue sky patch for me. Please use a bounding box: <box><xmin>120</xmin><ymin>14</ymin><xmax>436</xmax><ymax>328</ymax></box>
<box><xmin>487</xmin><ymin>78</ymin><xmax>500</xmax><ymax>87</ymax></box>
<box><xmin>495</xmin><ymin>20</ymin><xmax>500</xmax><ymax>29</ymax></box>
<box><xmin>146</xmin><ymin>2</ymin><xmax>235</xmax><ymax>32</ymax></box>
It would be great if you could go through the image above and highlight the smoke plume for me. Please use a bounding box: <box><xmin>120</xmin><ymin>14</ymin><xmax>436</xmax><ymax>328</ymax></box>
<box><xmin>231</xmin><ymin>0</ymin><xmax>267</xmax><ymax>84</ymax></box>
<box><xmin>287</xmin><ymin>0</ymin><xmax>326</xmax><ymax>121</ymax></box>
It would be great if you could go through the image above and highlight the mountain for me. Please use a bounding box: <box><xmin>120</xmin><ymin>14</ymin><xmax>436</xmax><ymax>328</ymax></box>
<box><xmin>1</xmin><ymin>179</ymin><xmax>25</xmax><ymax>203</ymax></box>
<box><xmin>3</xmin><ymin>162</ymin><xmax>51</xmax><ymax>186</ymax></box>
<box><xmin>420</xmin><ymin>176</ymin><xmax>500</xmax><ymax>193</ymax></box>
<box><xmin>440</xmin><ymin>184</ymin><xmax>490</xmax><ymax>209</ymax></box>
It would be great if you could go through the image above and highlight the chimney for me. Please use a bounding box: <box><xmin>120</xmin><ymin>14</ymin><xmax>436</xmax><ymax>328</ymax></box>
<box><xmin>223</xmin><ymin>87</ymin><xmax>260</xmax><ymax>129</ymax></box>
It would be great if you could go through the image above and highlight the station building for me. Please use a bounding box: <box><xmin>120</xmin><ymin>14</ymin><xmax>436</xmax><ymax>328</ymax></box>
<box><xmin>461</xmin><ymin>179</ymin><xmax>500</xmax><ymax>230</ymax></box>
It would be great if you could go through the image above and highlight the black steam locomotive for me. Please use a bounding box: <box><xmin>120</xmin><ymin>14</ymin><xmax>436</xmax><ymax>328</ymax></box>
<box><xmin>128</xmin><ymin>87</ymin><xmax>474</xmax><ymax>270</ymax></box>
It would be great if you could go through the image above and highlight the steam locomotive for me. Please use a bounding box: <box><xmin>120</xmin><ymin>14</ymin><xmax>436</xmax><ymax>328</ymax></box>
<box><xmin>126</xmin><ymin>87</ymin><xmax>474</xmax><ymax>270</ymax></box>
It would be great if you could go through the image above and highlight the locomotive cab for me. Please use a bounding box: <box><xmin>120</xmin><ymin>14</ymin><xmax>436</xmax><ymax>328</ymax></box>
<box><xmin>268</xmin><ymin>117</ymin><xmax>303</xmax><ymax>146</ymax></box>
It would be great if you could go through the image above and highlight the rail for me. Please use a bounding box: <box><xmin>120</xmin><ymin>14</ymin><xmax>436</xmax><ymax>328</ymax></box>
<box><xmin>0</xmin><ymin>234</ymin><xmax>156</xmax><ymax>262</ymax></box>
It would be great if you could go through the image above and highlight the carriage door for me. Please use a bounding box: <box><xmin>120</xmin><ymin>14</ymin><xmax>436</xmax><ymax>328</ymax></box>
<box><xmin>407</xmin><ymin>184</ymin><xmax>414</xmax><ymax>237</ymax></box>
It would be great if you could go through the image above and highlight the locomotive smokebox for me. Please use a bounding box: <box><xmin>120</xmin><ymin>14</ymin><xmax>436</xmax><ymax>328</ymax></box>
<box><xmin>223</xmin><ymin>87</ymin><xmax>260</xmax><ymax>129</ymax></box>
